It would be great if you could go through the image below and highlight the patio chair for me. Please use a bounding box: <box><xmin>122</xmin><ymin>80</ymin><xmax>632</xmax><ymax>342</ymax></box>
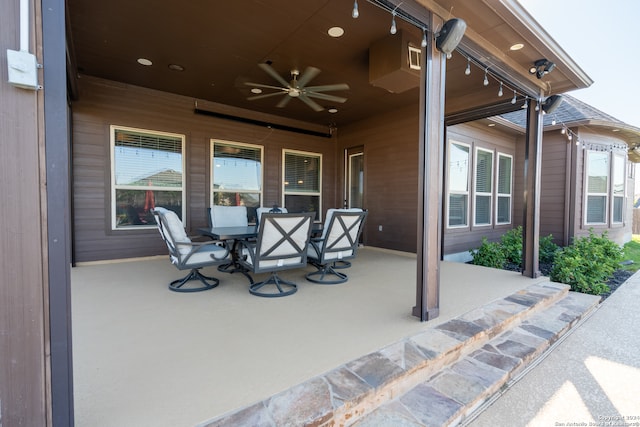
<box><xmin>236</xmin><ymin>212</ymin><xmax>315</xmax><ymax>297</ymax></box>
<box><xmin>207</xmin><ymin>205</ymin><xmax>248</xmax><ymax>228</ymax></box>
<box><xmin>152</xmin><ymin>207</ymin><xmax>230</xmax><ymax>292</ymax></box>
<box><xmin>325</xmin><ymin>208</ymin><xmax>364</xmax><ymax>270</ymax></box>
<box><xmin>306</xmin><ymin>209</ymin><xmax>368</xmax><ymax>284</ymax></box>
<box><xmin>256</xmin><ymin>205</ymin><xmax>287</xmax><ymax>226</ymax></box>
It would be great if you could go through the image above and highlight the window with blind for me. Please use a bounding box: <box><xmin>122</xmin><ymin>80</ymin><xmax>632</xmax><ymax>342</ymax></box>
<box><xmin>283</xmin><ymin>150</ymin><xmax>321</xmax><ymax>221</ymax></box>
<box><xmin>474</xmin><ymin>148</ymin><xmax>493</xmax><ymax>226</ymax></box>
<box><xmin>585</xmin><ymin>150</ymin><xmax>609</xmax><ymax>224</ymax></box>
<box><xmin>612</xmin><ymin>154</ymin><xmax>625</xmax><ymax>223</ymax></box>
<box><xmin>447</xmin><ymin>141</ymin><xmax>470</xmax><ymax>227</ymax></box>
<box><xmin>211</xmin><ymin>140</ymin><xmax>262</xmax><ymax>223</ymax></box>
<box><xmin>111</xmin><ymin>126</ymin><xmax>184</xmax><ymax>229</ymax></box>
<box><xmin>496</xmin><ymin>153</ymin><xmax>512</xmax><ymax>224</ymax></box>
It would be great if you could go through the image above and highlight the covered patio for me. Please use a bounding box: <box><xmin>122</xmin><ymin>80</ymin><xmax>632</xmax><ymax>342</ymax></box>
<box><xmin>0</xmin><ymin>0</ymin><xmax>598</xmax><ymax>425</ymax></box>
<box><xmin>71</xmin><ymin>249</ymin><xmax>547</xmax><ymax>426</ymax></box>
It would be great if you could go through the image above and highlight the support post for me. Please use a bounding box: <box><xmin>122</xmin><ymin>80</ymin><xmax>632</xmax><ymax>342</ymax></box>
<box><xmin>413</xmin><ymin>13</ymin><xmax>446</xmax><ymax>321</ymax></box>
<box><xmin>43</xmin><ymin>0</ymin><xmax>75</xmax><ymax>424</ymax></box>
<box><xmin>522</xmin><ymin>98</ymin><xmax>543</xmax><ymax>278</ymax></box>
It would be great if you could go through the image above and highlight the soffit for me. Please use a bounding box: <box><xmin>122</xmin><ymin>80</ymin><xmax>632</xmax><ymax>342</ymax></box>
<box><xmin>67</xmin><ymin>0</ymin><xmax>592</xmax><ymax>129</ymax></box>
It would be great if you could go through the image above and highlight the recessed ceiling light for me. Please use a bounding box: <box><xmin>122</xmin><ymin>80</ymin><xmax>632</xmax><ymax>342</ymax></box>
<box><xmin>612</xmin><ymin>129</ymin><xmax>620</xmax><ymax>132</ymax></box>
<box><xmin>328</xmin><ymin>107</ymin><xmax>338</xmax><ymax>113</ymax></box>
<box><xmin>168</xmin><ymin>63</ymin><xmax>184</xmax><ymax>71</ymax></box>
<box><xmin>509</xmin><ymin>43</ymin><xmax>524</xmax><ymax>51</ymax></box>
<box><xmin>328</xmin><ymin>26</ymin><xmax>344</xmax><ymax>37</ymax></box>
<box><xmin>250</xmin><ymin>88</ymin><xmax>263</xmax><ymax>94</ymax></box>
<box><xmin>488</xmin><ymin>123</ymin><xmax>496</xmax><ymax>127</ymax></box>
<box><xmin>137</xmin><ymin>58</ymin><xmax>153</xmax><ymax>66</ymax></box>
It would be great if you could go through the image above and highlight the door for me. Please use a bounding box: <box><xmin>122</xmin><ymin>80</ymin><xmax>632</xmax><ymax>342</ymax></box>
<box><xmin>345</xmin><ymin>147</ymin><xmax>365</xmax><ymax>243</ymax></box>
<box><xmin>346</xmin><ymin>149</ymin><xmax>364</xmax><ymax>209</ymax></box>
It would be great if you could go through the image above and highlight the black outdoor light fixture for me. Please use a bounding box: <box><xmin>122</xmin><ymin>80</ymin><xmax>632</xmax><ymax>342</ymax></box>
<box><xmin>542</xmin><ymin>94</ymin><xmax>563</xmax><ymax>114</ymax></box>
<box><xmin>529</xmin><ymin>59</ymin><xmax>556</xmax><ymax>79</ymax></box>
<box><xmin>435</xmin><ymin>18</ymin><xmax>467</xmax><ymax>58</ymax></box>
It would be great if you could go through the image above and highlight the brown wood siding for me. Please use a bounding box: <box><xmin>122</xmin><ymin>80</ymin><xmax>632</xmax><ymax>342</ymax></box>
<box><xmin>72</xmin><ymin>76</ymin><xmax>337</xmax><ymax>262</ymax></box>
<box><xmin>338</xmin><ymin>105</ymin><xmax>420</xmax><ymax>253</ymax></box>
<box><xmin>443</xmin><ymin>123</ymin><xmax>518</xmax><ymax>255</ymax></box>
<box><xmin>0</xmin><ymin>0</ymin><xmax>47</xmax><ymax>423</ymax></box>
<box><xmin>571</xmin><ymin>130</ymin><xmax>633</xmax><ymax>246</ymax></box>
<box><xmin>539</xmin><ymin>133</ymin><xmax>568</xmax><ymax>244</ymax></box>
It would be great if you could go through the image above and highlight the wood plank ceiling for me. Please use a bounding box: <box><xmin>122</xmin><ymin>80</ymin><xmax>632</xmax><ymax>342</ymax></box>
<box><xmin>67</xmin><ymin>0</ymin><xmax>591</xmax><ymax>129</ymax></box>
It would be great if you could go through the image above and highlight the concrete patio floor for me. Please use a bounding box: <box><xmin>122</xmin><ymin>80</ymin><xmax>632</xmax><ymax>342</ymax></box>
<box><xmin>71</xmin><ymin>247</ymin><xmax>548</xmax><ymax>427</ymax></box>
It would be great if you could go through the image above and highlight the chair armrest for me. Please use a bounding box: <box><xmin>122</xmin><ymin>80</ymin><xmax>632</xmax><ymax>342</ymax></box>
<box><xmin>184</xmin><ymin>240</ymin><xmax>231</xmax><ymax>260</ymax></box>
<box><xmin>307</xmin><ymin>239</ymin><xmax>322</xmax><ymax>257</ymax></box>
<box><xmin>235</xmin><ymin>239</ymin><xmax>256</xmax><ymax>266</ymax></box>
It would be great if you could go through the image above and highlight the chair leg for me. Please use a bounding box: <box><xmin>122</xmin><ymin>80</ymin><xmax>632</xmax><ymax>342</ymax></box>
<box><xmin>305</xmin><ymin>263</ymin><xmax>348</xmax><ymax>284</ymax></box>
<box><xmin>331</xmin><ymin>260</ymin><xmax>351</xmax><ymax>269</ymax></box>
<box><xmin>169</xmin><ymin>268</ymin><xmax>220</xmax><ymax>292</ymax></box>
<box><xmin>249</xmin><ymin>272</ymin><xmax>297</xmax><ymax>297</ymax></box>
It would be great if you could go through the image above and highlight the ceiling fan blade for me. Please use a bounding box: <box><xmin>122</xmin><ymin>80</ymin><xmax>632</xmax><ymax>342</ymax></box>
<box><xmin>276</xmin><ymin>95</ymin><xmax>293</xmax><ymax>108</ymax></box>
<box><xmin>298</xmin><ymin>94</ymin><xmax>324</xmax><ymax>112</ymax></box>
<box><xmin>305</xmin><ymin>92</ymin><xmax>348</xmax><ymax>103</ymax></box>
<box><xmin>258</xmin><ymin>63</ymin><xmax>290</xmax><ymax>88</ymax></box>
<box><xmin>247</xmin><ymin>92</ymin><xmax>287</xmax><ymax>101</ymax></box>
<box><xmin>245</xmin><ymin>82</ymin><xmax>288</xmax><ymax>91</ymax></box>
<box><xmin>297</xmin><ymin>66</ymin><xmax>321</xmax><ymax>88</ymax></box>
<box><xmin>304</xmin><ymin>83</ymin><xmax>350</xmax><ymax>92</ymax></box>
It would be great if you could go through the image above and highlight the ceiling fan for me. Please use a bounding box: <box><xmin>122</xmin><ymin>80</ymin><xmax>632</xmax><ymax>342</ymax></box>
<box><xmin>245</xmin><ymin>63</ymin><xmax>349</xmax><ymax>112</ymax></box>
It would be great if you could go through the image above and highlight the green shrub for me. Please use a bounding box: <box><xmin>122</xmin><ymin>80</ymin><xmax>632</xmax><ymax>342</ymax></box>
<box><xmin>470</xmin><ymin>237</ymin><xmax>506</xmax><ymax>269</ymax></box>
<box><xmin>550</xmin><ymin>230</ymin><xmax>622</xmax><ymax>295</ymax></box>
<box><xmin>500</xmin><ymin>226</ymin><xmax>523</xmax><ymax>265</ymax></box>
<box><xmin>539</xmin><ymin>234</ymin><xmax>560</xmax><ymax>264</ymax></box>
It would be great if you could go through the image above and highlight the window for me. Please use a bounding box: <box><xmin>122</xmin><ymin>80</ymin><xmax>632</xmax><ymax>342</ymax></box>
<box><xmin>283</xmin><ymin>150</ymin><xmax>321</xmax><ymax>221</ymax></box>
<box><xmin>111</xmin><ymin>126</ymin><xmax>184</xmax><ymax>229</ymax></box>
<box><xmin>447</xmin><ymin>142</ymin><xmax>470</xmax><ymax>227</ymax></box>
<box><xmin>585</xmin><ymin>150</ymin><xmax>609</xmax><ymax>224</ymax></box>
<box><xmin>211</xmin><ymin>140</ymin><xmax>262</xmax><ymax>223</ymax></box>
<box><xmin>496</xmin><ymin>153</ymin><xmax>512</xmax><ymax>224</ymax></box>
<box><xmin>612</xmin><ymin>154</ymin><xmax>625</xmax><ymax>223</ymax></box>
<box><xmin>474</xmin><ymin>148</ymin><xmax>493</xmax><ymax>226</ymax></box>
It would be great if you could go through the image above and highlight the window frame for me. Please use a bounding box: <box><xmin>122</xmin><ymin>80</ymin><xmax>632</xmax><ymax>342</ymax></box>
<box><xmin>282</xmin><ymin>149</ymin><xmax>322</xmax><ymax>221</ymax></box>
<box><xmin>584</xmin><ymin>149</ymin><xmax>610</xmax><ymax>226</ymax></box>
<box><xmin>611</xmin><ymin>153</ymin><xmax>625</xmax><ymax>224</ymax></box>
<box><xmin>473</xmin><ymin>147</ymin><xmax>494</xmax><ymax>227</ymax></box>
<box><xmin>210</xmin><ymin>139</ymin><xmax>263</xmax><ymax>217</ymax></box>
<box><xmin>446</xmin><ymin>140</ymin><xmax>471</xmax><ymax>229</ymax></box>
<box><xmin>495</xmin><ymin>152</ymin><xmax>513</xmax><ymax>225</ymax></box>
<box><xmin>110</xmin><ymin>125</ymin><xmax>185</xmax><ymax>231</ymax></box>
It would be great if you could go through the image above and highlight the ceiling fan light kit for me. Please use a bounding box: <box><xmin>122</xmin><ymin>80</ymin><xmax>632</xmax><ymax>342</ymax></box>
<box><xmin>245</xmin><ymin>63</ymin><xmax>349</xmax><ymax>112</ymax></box>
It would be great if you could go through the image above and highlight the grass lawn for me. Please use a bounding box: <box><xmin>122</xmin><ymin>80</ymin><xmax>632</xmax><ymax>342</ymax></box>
<box><xmin>621</xmin><ymin>235</ymin><xmax>640</xmax><ymax>273</ymax></box>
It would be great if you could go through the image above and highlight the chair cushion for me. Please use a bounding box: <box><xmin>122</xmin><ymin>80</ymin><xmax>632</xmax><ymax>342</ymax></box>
<box><xmin>210</xmin><ymin>205</ymin><xmax>248</xmax><ymax>227</ymax></box>
<box><xmin>157</xmin><ymin>208</ymin><xmax>191</xmax><ymax>256</ymax></box>
<box><xmin>307</xmin><ymin>243</ymin><xmax>353</xmax><ymax>262</ymax></box>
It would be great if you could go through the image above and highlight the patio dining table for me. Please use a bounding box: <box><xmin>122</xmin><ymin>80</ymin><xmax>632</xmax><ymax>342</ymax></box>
<box><xmin>198</xmin><ymin>223</ymin><xmax>323</xmax><ymax>284</ymax></box>
<box><xmin>198</xmin><ymin>225</ymin><xmax>259</xmax><ymax>283</ymax></box>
